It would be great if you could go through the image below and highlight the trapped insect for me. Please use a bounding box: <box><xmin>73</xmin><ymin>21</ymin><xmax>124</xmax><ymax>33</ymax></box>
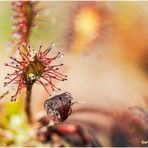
<box><xmin>44</xmin><ymin>92</ymin><xmax>74</xmax><ymax>124</ymax></box>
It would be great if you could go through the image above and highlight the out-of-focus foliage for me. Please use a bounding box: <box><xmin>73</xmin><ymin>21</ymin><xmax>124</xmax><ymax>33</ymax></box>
<box><xmin>0</xmin><ymin>1</ymin><xmax>148</xmax><ymax>147</ymax></box>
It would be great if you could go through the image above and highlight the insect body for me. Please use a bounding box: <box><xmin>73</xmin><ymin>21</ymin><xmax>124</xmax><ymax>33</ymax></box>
<box><xmin>44</xmin><ymin>92</ymin><xmax>74</xmax><ymax>124</ymax></box>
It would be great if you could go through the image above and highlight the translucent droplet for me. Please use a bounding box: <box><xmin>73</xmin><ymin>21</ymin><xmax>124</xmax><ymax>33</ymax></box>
<box><xmin>60</xmin><ymin>54</ymin><xmax>64</xmax><ymax>58</ymax></box>
<box><xmin>13</xmin><ymin>33</ymin><xmax>21</xmax><ymax>39</ymax></box>
<box><xmin>51</xmin><ymin>43</ymin><xmax>55</xmax><ymax>47</ymax></box>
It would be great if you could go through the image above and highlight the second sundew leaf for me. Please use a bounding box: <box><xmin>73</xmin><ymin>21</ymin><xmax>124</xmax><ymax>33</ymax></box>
<box><xmin>12</xmin><ymin>2</ymin><xmax>34</xmax><ymax>45</ymax></box>
<box><xmin>11</xmin><ymin>1</ymin><xmax>49</xmax><ymax>54</ymax></box>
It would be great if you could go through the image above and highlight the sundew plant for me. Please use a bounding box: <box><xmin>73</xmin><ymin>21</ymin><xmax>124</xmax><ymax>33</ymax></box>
<box><xmin>0</xmin><ymin>1</ymin><xmax>147</xmax><ymax>147</ymax></box>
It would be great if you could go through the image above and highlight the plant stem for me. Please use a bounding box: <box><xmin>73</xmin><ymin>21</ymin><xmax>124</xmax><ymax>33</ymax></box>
<box><xmin>25</xmin><ymin>84</ymin><xmax>33</xmax><ymax>124</ymax></box>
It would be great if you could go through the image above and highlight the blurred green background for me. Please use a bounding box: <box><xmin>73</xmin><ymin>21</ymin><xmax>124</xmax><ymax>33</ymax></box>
<box><xmin>0</xmin><ymin>1</ymin><xmax>148</xmax><ymax>146</ymax></box>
